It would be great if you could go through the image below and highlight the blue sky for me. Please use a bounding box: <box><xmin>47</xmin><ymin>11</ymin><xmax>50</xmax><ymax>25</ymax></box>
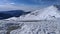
<box><xmin>0</xmin><ymin>0</ymin><xmax>60</xmax><ymax>11</ymax></box>
<box><xmin>0</xmin><ymin>0</ymin><xmax>59</xmax><ymax>6</ymax></box>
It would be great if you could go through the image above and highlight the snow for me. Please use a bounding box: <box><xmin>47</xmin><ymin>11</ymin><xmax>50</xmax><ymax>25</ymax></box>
<box><xmin>0</xmin><ymin>5</ymin><xmax>60</xmax><ymax>34</ymax></box>
<box><xmin>0</xmin><ymin>30</ymin><xmax>7</xmax><ymax>34</ymax></box>
<box><xmin>9</xmin><ymin>20</ymin><xmax>60</xmax><ymax>34</ymax></box>
<box><xmin>0</xmin><ymin>18</ymin><xmax>60</xmax><ymax>34</ymax></box>
<box><xmin>5</xmin><ymin>17</ymin><xmax>18</xmax><ymax>21</ymax></box>
<box><xmin>4</xmin><ymin>5</ymin><xmax>60</xmax><ymax>21</ymax></box>
<box><xmin>19</xmin><ymin>5</ymin><xmax>60</xmax><ymax>20</ymax></box>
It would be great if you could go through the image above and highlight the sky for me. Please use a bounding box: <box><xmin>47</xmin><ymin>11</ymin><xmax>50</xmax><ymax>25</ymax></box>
<box><xmin>0</xmin><ymin>0</ymin><xmax>60</xmax><ymax>11</ymax></box>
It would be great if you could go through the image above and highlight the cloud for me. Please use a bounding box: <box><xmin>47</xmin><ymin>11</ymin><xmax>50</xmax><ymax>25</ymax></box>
<box><xmin>0</xmin><ymin>4</ymin><xmax>42</xmax><ymax>11</ymax></box>
<box><xmin>0</xmin><ymin>0</ymin><xmax>43</xmax><ymax>11</ymax></box>
<box><xmin>0</xmin><ymin>0</ymin><xmax>59</xmax><ymax>11</ymax></box>
<box><xmin>10</xmin><ymin>3</ymin><xmax>15</xmax><ymax>4</ymax></box>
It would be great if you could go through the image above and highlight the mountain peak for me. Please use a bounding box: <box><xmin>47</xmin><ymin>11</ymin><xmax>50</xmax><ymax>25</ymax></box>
<box><xmin>54</xmin><ymin>5</ymin><xmax>60</xmax><ymax>10</ymax></box>
<box><xmin>19</xmin><ymin>5</ymin><xmax>60</xmax><ymax>20</ymax></box>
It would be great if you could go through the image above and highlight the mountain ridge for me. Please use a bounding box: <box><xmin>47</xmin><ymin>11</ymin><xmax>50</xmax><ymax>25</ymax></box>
<box><xmin>19</xmin><ymin>5</ymin><xmax>60</xmax><ymax>20</ymax></box>
<box><xmin>0</xmin><ymin>10</ymin><xmax>31</xmax><ymax>20</ymax></box>
<box><xmin>2</xmin><ymin>5</ymin><xmax>60</xmax><ymax>21</ymax></box>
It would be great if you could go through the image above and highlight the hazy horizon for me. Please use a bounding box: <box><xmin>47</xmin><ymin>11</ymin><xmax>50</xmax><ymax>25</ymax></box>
<box><xmin>0</xmin><ymin>0</ymin><xmax>59</xmax><ymax>11</ymax></box>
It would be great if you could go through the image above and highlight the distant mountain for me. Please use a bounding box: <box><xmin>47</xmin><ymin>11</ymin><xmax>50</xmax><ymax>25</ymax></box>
<box><xmin>0</xmin><ymin>10</ymin><xmax>31</xmax><ymax>20</ymax></box>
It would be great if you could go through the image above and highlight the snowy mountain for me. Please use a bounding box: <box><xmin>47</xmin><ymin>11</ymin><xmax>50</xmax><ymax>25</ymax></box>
<box><xmin>0</xmin><ymin>5</ymin><xmax>60</xmax><ymax>34</ymax></box>
<box><xmin>19</xmin><ymin>5</ymin><xmax>60</xmax><ymax>20</ymax></box>
<box><xmin>54</xmin><ymin>5</ymin><xmax>60</xmax><ymax>10</ymax></box>
<box><xmin>4</xmin><ymin>5</ymin><xmax>60</xmax><ymax>21</ymax></box>
<box><xmin>5</xmin><ymin>17</ymin><xmax>18</xmax><ymax>21</ymax></box>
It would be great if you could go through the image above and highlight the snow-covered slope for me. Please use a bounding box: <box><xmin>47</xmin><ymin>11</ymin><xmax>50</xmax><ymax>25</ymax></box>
<box><xmin>20</xmin><ymin>5</ymin><xmax>60</xmax><ymax>20</ymax></box>
<box><xmin>10</xmin><ymin>20</ymin><xmax>60</xmax><ymax>34</ymax></box>
<box><xmin>4</xmin><ymin>5</ymin><xmax>60</xmax><ymax>21</ymax></box>
<box><xmin>5</xmin><ymin>17</ymin><xmax>18</xmax><ymax>21</ymax></box>
<box><xmin>0</xmin><ymin>5</ymin><xmax>60</xmax><ymax>34</ymax></box>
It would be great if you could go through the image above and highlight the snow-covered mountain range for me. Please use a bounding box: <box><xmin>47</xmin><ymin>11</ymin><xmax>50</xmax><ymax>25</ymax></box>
<box><xmin>4</xmin><ymin>5</ymin><xmax>60</xmax><ymax>21</ymax></box>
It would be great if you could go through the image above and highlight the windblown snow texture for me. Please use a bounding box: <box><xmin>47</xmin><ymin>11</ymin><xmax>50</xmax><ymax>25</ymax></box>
<box><xmin>13</xmin><ymin>5</ymin><xmax>60</xmax><ymax>20</ymax></box>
